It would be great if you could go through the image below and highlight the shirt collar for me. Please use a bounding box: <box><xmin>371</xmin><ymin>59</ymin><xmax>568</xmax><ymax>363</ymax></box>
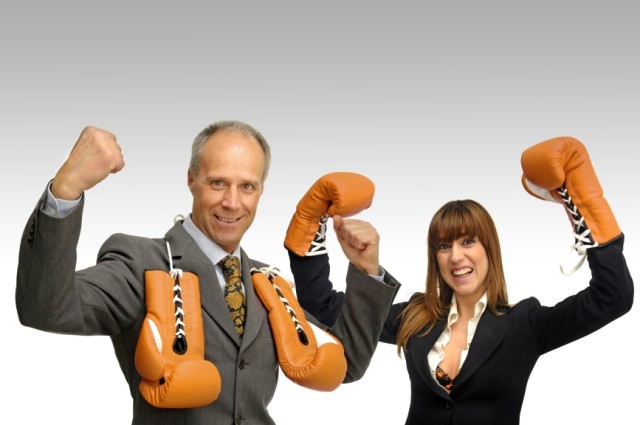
<box><xmin>447</xmin><ymin>291</ymin><xmax>488</xmax><ymax>326</ymax></box>
<box><xmin>182</xmin><ymin>214</ymin><xmax>241</xmax><ymax>266</ymax></box>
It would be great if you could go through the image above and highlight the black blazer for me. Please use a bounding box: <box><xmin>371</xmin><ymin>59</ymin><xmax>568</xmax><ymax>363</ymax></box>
<box><xmin>290</xmin><ymin>235</ymin><xmax>633</xmax><ymax>425</ymax></box>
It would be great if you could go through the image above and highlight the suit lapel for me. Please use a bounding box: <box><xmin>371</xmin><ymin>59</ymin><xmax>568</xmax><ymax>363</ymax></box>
<box><xmin>412</xmin><ymin>309</ymin><xmax>513</xmax><ymax>397</ymax></box>
<box><xmin>164</xmin><ymin>223</ymin><xmax>242</xmax><ymax>345</ymax></box>
<box><xmin>410</xmin><ymin>317</ymin><xmax>451</xmax><ymax>398</ymax></box>
<box><xmin>237</xmin><ymin>250</ymin><xmax>268</xmax><ymax>352</ymax></box>
<box><xmin>453</xmin><ymin>309</ymin><xmax>512</xmax><ymax>388</ymax></box>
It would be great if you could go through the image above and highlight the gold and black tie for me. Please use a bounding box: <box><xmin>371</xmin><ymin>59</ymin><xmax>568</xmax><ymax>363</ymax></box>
<box><xmin>219</xmin><ymin>255</ymin><xmax>246</xmax><ymax>337</ymax></box>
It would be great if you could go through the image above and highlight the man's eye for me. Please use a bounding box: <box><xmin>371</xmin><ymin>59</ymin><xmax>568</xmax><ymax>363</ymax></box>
<box><xmin>211</xmin><ymin>180</ymin><xmax>225</xmax><ymax>188</ymax></box>
<box><xmin>241</xmin><ymin>183</ymin><xmax>256</xmax><ymax>192</ymax></box>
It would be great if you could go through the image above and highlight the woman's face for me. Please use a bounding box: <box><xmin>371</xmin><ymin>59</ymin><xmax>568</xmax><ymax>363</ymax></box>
<box><xmin>436</xmin><ymin>235</ymin><xmax>489</xmax><ymax>303</ymax></box>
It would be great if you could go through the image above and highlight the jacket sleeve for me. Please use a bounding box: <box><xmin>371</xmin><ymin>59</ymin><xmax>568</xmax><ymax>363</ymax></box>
<box><xmin>288</xmin><ymin>250</ymin><xmax>345</xmax><ymax>327</ymax></box>
<box><xmin>312</xmin><ymin>261</ymin><xmax>400</xmax><ymax>383</ymax></box>
<box><xmin>530</xmin><ymin>234</ymin><xmax>634</xmax><ymax>354</ymax></box>
<box><xmin>15</xmin><ymin>187</ymin><xmax>151</xmax><ymax>336</ymax></box>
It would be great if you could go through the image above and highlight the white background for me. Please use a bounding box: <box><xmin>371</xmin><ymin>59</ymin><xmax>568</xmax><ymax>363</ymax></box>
<box><xmin>1</xmin><ymin>1</ymin><xmax>638</xmax><ymax>424</ymax></box>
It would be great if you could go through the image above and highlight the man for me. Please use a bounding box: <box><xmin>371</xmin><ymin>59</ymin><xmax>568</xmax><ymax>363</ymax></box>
<box><xmin>16</xmin><ymin>120</ymin><xmax>399</xmax><ymax>425</ymax></box>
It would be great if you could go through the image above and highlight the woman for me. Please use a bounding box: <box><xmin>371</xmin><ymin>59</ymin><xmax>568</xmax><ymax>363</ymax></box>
<box><xmin>287</xmin><ymin>138</ymin><xmax>634</xmax><ymax>424</ymax></box>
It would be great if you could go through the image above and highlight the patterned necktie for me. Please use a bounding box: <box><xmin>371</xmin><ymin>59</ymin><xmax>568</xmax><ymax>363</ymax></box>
<box><xmin>220</xmin><ymin>255</ymin><xmax>246</xmax><ymax>337</ymax></box>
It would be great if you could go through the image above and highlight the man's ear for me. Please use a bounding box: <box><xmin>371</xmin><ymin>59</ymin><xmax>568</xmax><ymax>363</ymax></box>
<box><xmin>187</xmin><ymin>169</ymin><xmax>195</xmax><ymax>192</ymax></box>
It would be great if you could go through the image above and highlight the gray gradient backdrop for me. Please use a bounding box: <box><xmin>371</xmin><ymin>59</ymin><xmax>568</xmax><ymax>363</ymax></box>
<box><xmin>2</xmin><ymin>1</ymin><xmax>638</xmax><ymax>424</ymax></box>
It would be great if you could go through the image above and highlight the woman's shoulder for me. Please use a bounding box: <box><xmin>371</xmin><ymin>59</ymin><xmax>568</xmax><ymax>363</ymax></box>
<box><xmin>500</xmin><ymin>296</ymin><xmax>542</xmax><ymax>313</ymax></box>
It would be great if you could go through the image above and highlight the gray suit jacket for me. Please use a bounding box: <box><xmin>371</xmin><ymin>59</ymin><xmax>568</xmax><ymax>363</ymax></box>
<box><xmin>16</xmin><ymin>188</ymin><xmax>399</xmax><ymax>425</ymax></box>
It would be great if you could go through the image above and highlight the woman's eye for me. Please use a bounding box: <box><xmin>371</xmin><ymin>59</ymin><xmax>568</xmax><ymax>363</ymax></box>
<box><xmin>437</xmin><ymin>242</ymin><xmax>451</xmax><ymax>250</ymax></box>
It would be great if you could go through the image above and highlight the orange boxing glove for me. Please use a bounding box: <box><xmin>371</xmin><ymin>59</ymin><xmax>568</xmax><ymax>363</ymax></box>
<box><xmin>521</xmin><ymin>136</ymin><xmax>621</xmax><ymax>274</ymax></box>
<box><xmin>251</xmin><ymin>265</ymin><xmax>347</xmax><ymax>391</ymax></box>
<box><xmin>135</xmin><ymin>268</ymin><xmax>221</xmax><ymax>408</ymax></box>
<box><xmin>284</xmin><ymin>172</ymin><xmax>374</xmax><ymax>256</ymax></box>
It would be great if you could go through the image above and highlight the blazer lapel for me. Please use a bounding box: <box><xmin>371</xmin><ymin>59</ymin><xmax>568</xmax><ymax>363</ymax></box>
<box><xmin>453</xmin><ymin>309</ymin><xmax>512</xmax><ymax>389</ymax></box>
<box><xmin>236</xmin><ymin>250</ymin><xmax>268</xmax><ymax>352</ymax></box>
<box><xmin>410</xmin><ymin>317</ymin><xmax>451</xmax><ymax>398</ymax></box>
<box><xmin>164</xmin><ymin>222</ymin><xmax>242</xmax><ymax>345</ymax></box>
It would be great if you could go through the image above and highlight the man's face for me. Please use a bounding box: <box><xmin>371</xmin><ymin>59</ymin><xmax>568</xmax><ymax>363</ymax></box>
<box><xmin>188</xmin><ymin>129</ymin><xmax>265</xmax><ymax>253</ymax></box>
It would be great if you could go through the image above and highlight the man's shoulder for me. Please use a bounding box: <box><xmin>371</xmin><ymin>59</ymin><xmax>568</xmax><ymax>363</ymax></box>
<box><xmin>247</xmin><ymin>257</ymin><xmax>270</xmax><ymax>269</ymax></box>
<box><xmin>99</xmin><ymin>232</ymin><xmax>168</xmax><ymax>258</ymax></box>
